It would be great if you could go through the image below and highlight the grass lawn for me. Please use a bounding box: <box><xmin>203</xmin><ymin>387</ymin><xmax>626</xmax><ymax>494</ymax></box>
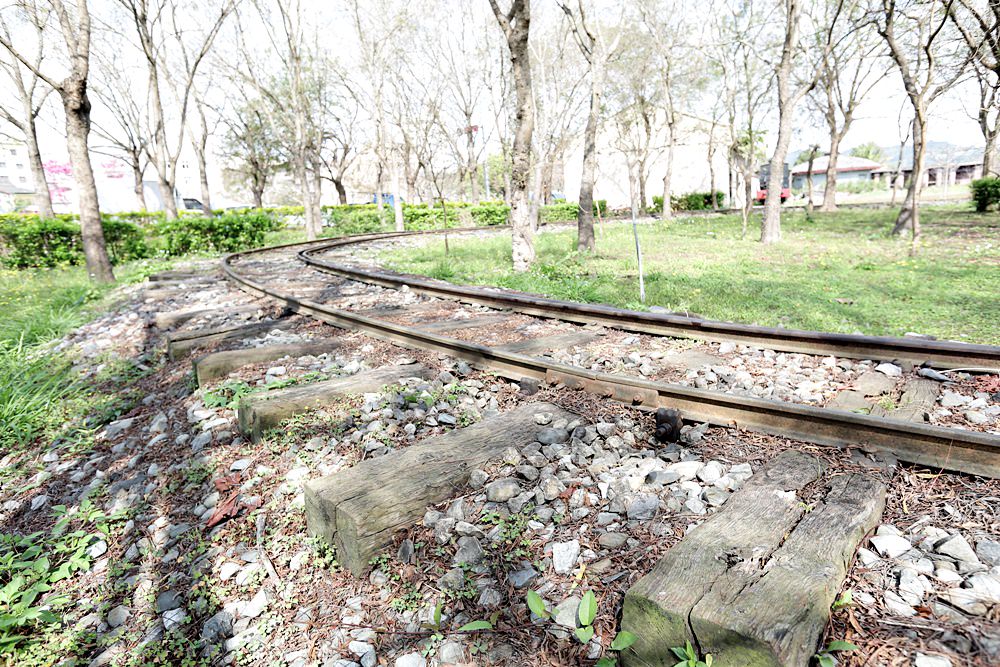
<box><xmin>382</xmin><ymin>206</ymin><xmax>1000</xmax><ymax>345</ymax></box>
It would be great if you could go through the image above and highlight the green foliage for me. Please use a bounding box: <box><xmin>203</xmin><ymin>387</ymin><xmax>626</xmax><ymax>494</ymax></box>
<box><xmin>0</xmin><ymin>216</ymin><xmax>150</xmax><ymax>268</ymax></box>
<box><xmin>831</xmin><ymin>591</ymin><xmax>852</xmax><ymax>611</ymax></box>
<box><xmin>155</xmin><ymin>212</ymin><xmax>277</xmax><ymax>255</ymax></box>
<box><xmin>470</xmin><ymin>202</ymin><xmax>510</xmax><ymax>226</ymax></box>
<box><xmin>668</xmin><ymin>191</ymin><xmax>727</xmax><ymax>211</ymax></box>
<box><xmin>201</xmin><ymin>380</ymin><xmax>254</xmax><ymax>410</ymax></box>
<box><xmin>849</xmin><ymin>141</ymin><xmax>886</xmax><ymax>163</ymax></box>
<box><xmin>814</xmin><ymin>640</ymin><xmax>858</xmax><ymax>667</ymax></box>
<box><xmin>971</xmin><ymin>177</ymin><xmax>1000</xmax><ymax>212</ymax></box>
<box><xmin>671</xmin><ymin>640</ymin><xmax>713</xmax><ymax>667</ymax></box>
<box><xmin>526</xmin><ymin>591</ymin><xmax>550</xmax><ymax>619</ymax></box>
<box><xmin>0</xmin><ymin>344</ymin><xmax>78</xmax><ymax>450</ymax></box>
<box><xmin>541</xmin><ymin>202</ymin><xmax>580</xmax><ymax>222</ymax></box>
<box><xmin>594</xmin><ymin>199</ymin><xmax>608</xmax><ymax>217</ymax></box>
<box><xmin>0</xmin><ymin>503</ymin><xmax>104</xmax><ymax>652</ymax></box>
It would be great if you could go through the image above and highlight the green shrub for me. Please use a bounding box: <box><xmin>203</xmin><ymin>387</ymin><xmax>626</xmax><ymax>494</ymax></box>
<box><xmin>155</xmin><ymin>212</ymin><xmax>274</xmax><ymax>255</ymax></box>
<box><xmin>541</xmin><ymin>202</ymin><xmax>580</xmax><ymax>222</ymax></box>
<box><xmin>971</xmin><ymin>177</ymin><xmax>1000</xmax><ymax>212</ymax></box>
<box><xmin>668</xmin><ymin>191</ymin><xmax>726</xmax><ymax>211</ymax></box>
<box><xmin>470</xmin><ymin>202</ymin><xmax>510</xmax><ymax>226</ymax></box>
<box><xmin>594</xmin><ymin>199</ymin><xmax>608</xmax><ymax>217</ymax></box>
<box><xmin>101</xmin><ymin>219</ymin><xmax>151</xmax><ymax>264</ymax></box>
<box><xmin>0</xmin><ymin>217</ymin><xmax>81</xmax><ymax>268</ymax></box>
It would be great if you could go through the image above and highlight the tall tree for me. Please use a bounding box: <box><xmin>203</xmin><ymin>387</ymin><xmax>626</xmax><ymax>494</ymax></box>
<box><xmin>811</xmin><ymin>0</ymin><xmax>888</xmax><ymax>211</ymax></box>
<box><xmin>557</xmin><ymin>0</ymin><xmax>621</xmax><ymax>252</ymax></box>
<box><xmin>489</xmin><ymin>0</ymin><xmax>536</xmax><ymax>271</ymax></box>
<box><xmin>219</xmin><ymin>98</ymin><xmax>284</xmax><ymax>208</ymax></box>
<box><xmin>116</xmin><ymin>0</ymin><xmax>233</xmax><ymax>219</ymax></box>
<box><xmin>875</xmin><ymin>0</ymin><xmax>970</xmax><ymax>245</ymax></box>
<box><xmin>949</xmin><ymin>0</ymin><xmax>1000</xmax><ymax>176</ymax></box>
<box><xmin>761</xmin><ymin>0</ymin><xmax>840</xmax><ymax>244</ymax></box>
<box><xmin>0</xmin><ymin>0</ymin><xmax>114</xmax><ymax>282</ymax></box>
<box><xmin>0</xmin><ymin>4</ymin><xmax>54</xmax><ymax>218</ymax></box>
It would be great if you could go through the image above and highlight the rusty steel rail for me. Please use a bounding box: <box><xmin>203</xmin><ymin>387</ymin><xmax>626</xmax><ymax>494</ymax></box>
<box><xmin>223</xmin><ymin>239</ymin><xmax>1000</xmax><ymax>479</ymax></box>
<box><xmin>297</xmin><ymin>230</ymin><xmax>1000</xmax><ymax>372</ymax></box>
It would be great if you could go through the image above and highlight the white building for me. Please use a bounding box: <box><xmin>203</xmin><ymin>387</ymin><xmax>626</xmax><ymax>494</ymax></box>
<box><xmin>561</xmin><ymin>112</ymin><xmax>734</xmax><ymax>210</ymax></box>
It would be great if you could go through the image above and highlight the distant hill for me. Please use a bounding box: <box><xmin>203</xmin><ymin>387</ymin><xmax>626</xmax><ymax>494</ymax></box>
<box><xmin>788</xmin><ymin>141</ymin><xmax>984</xmax><ymax>170</ymax></box>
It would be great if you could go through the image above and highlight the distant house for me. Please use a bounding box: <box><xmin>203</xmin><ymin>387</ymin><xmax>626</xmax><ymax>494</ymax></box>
<box><xmin>790</xmin><ymin>155</ymin><xmax>882</xmax><ymax>191</ymax></box>
<box><xmin>870</xmin><ymin>146</ymin><xmax>984</xmax><ymax>188</ymax></box>
<box><xmin>0</xmin><ymin>175</ymin><xmax>34</xmax><ymax>213</ymax></box>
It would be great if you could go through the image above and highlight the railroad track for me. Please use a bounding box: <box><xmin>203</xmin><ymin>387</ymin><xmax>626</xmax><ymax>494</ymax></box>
<box><xmin>222</xmin><ymin>231</ymin><xmax>1000</xmax><ymax>479</ymax></box>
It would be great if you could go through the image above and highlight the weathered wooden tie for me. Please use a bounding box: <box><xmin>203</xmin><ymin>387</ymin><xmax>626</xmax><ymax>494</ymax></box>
<box><xmin>148</xmin><ymin>269</ymin><xmax>213</xmax><ymax>282</ymax></box>
<box><xmin>166</xmin><ymin>319</ymin><xmax>290</xmax><ymax>361</ymax></box>
<box><xmin>622</xmin><ymin>450</ymin><xmax>886</xmax><ymax>667</ymax></box>
<box><xmin>416</xmin><ymin>315</ymin><xmax>509</xmax><ymax>333</ymax></box>
<box><xmin>237</xmin><ymin>364</ymin><xmax>432</xmax><ymax>443</ymax></box>
<box><xmin>497</xmin><ymin>331</ymin><xmax>599</xmax><ymax>354</ymax></box>
<box><xmin>154</xmin><ymin>304</ymin><xmax>268</xmax><ymax>330</ymax></box>
<box><xmin>304</xmin><ymin>402</ymin><xmax>574</xmax><ymax>574</ymax></box>
<box><xmin>870</xmin><ymin>378</ymin><xmax>939</xmax><ymax>422</ymax></box>
<box><xmin>193</xmin><ymin>340</ymin><xmax>342</xmax><ymax>386</ymax></box>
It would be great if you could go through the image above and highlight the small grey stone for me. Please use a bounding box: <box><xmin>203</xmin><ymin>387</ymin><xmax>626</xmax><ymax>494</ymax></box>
<box><xmin>230</xmin><ymin>459</ymin><xmax>251</xmax><ymax>472</ymax></box>
<box><xmin>627</xmin><ymin>493</ymin><xmax>660</xmax><ymax>521</ymax></box>
<box><xmin>468</xmin><ymin>469</ymin><xmax>489</xmax><ymax>489</ymax></box>
<box><xmin>394</xmin><ymin>653</ymin><xmax>426</xmax><ymax>667</ymax></box>
<box><xmin>964</xmin><ymin>411</ymin><xmax>989</xmax><ymax>425</ymax></box>
<box><xmin>537</xmin><ymin>428</ymin><xmax>569</xmax><ymax>445</ymax></box>
<box><xmin>598</xmin><ymin>532</ymin><xmax>628</xmax><ymax>549</ymax></box>
<box><xmin>453</xmin><ymin>536</ymin><xmax>485</xmax><ymax>565</ymax></box>
<box><xmin>937</xmin><ymin>534</ymin><xmax>980</xmax><ymax>564</ymax></box>
<box><xmin>485</xmin><ymin>479</ymin><xmax>520</xmax><ymax>502</ymax></box>
<box><xmin>875</xmin><ymin>362</ymin><xmax>902</xmax><ymax>377</ymax></box>
<box><xmin>645</xmin><ymin>470</ymin><xmax>680</xmax><ymax>486</ymax></box>
<box><xmin>552</xmin><ymin>540</ymin><xmax>580</xmax><ymax>574</ymax></box>
<box><xmin>397</xmin><ymin>539</ymin><xmax>414</xmax><ymax>564</ymax></box>
<box><xmin>553</xmin><ymin>596</ymin><xmax>580</xmax><ymax>629</ymax></box>
<box><xmin>914</xmin><ymin>654</ymin><xmax>952</xmax><ymax>667</ymax></box>
<box><xmin>242</xmin><ymin>589</ymin><xmax>268</xmax><ymax>619</ymax></box>
<box><xmin>156</xmin><ymin>590</ymin><xmax>182</xmax><ymax>613</ymax></box>
<box><xmin>107</xmin><ymin>605</ymin><xmax>130</xmax><ymax>628</ymax></box>
<box><xmin>507</xmin><ymin>563</ymin><xmax>538</xmax><ymax>588</ymax></box>
<box><xmin>201</xmin><ymin>610</ymin><xmax>233</xmax><ymax>643</ymax></box>
<box><xmin>870</xmin><ymin>534</ymin><xmax>912</xmax><ymax>559</ymax></box>
<box><xmin>479</xmin><ymin>587</ymin><xmax>502</xmax><ymax>609</ymax></box>
<box><xmin>438</xmin><ymin>641</ymin><xmax>464</xmax><ymax>665</ymax></box>
<box><xmin>438</xmin><ymin>567</ymin><xmax>466</xmax><ymax>591</ymax></box>
<box><xmin>162</xmin><ymin>607</ymin><xmax>186</xmax><ymax>631</ymax></box>
<box><xmin>976</xmin><ymin>539</ymin><xmax>1000</xmax><ymax>566</ymax></box>
<box><xmin>917</xmin><ymin>368</ymin><xmax>950</xmax><ymax>382</ymax></box>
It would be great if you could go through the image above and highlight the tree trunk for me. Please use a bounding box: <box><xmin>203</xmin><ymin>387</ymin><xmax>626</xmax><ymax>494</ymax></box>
<box><xmin>196</xmin><ymin>148</ymin><xmax>213</xmax><ymax>215</ymax></box>
<box><xmin>159</xmin><ymin>173</ymin><xmax>178</xmax><ymax>219</ymax></box>
<box><xmin>375</xmin><ymin>163</ymin><xmax>384</xmax><ymax>212</ymax></box>
<box><xmin>333</xmin><ymin>177</ymin><xmax>347</xmax><ymax>205</ymax></box>
<box><xmin>252</xmin><ymin>185</ymin><xmax>264</xmax><ymax>209</ymax></box>
<box><xmin>983</xmin><ymin>132</ymin><xmax>998</xmax><ymax>177</ymax></box>
<box><xmin>820</xmin><ymin>130</ymin><xmax>841</xmax><ymax>212</ymax></box>
<box><xmin>131</xmin><ymin>160</ymin><xmax>147</xmax><ymax>211</ymax></box>
<box><xmin>22</xmin><ymin>114</ymin><xmax>54</xmax><ymax>218</ymax></box>
<box><xmin>661</xmin><ymin>129</ymin><xmax>675</xmax><ymax>218</ymax></box>
<box><xmin>893</xmin><ymin>114</ymin><xmax>925</xmax><ymax>243</ymax></box>
<box><xmin>498</xmin><ymin>3</ymin><xmax>537</xmax><ymax>272</ymax></box>
<box><xmin>760</xmin><ymin>0</ymin><xmax>801</xmax><ymax>245</ymax></box>
<box><xmin>805</xmin><ymin>146</ymin><xmax>817</xmax><ymax>213</ymax></box>
<box><xmin>310</xmin><ymin>162</ymin><xmax>323</xmax><ymax>236</ymax></box>
<box><xmin>576</xmin><ymin>64</ymin><xmax>601</xmax><ymax>252</ymax></box>
<box><xmin>63</xmin><ymin>86</ymin><xmax>114</xmax><ymax>283</ymax></box>
<box><xmin>468</xmin><ymin>132</ymin><xmax>480</xmax><ymax>204</ymax></box>
<box><xmin>392</xmin><ymin>158</ymin><xmax>404</xmax><ymax>232</ymax></box>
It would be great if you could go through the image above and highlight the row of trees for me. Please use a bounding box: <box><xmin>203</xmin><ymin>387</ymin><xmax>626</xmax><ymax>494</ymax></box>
<box><xmin>0</xmin><ymin>0</ymin><xmax>996</xmax><ymax>281</ymax></box>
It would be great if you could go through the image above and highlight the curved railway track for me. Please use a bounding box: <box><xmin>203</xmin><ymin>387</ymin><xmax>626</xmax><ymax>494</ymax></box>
<box><xmin>223</xmin><ymin>230</ymin><xmax>1000</xmax><ymax>478</ymax></box>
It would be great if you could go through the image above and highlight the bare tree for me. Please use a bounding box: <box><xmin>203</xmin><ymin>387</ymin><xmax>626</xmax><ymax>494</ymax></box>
<box><xmin>949</xmin><ymin>0</ymin><xmax>1000</xmax><ymax>176</ymax></box>
<box><xmin>0</xmin><ymin>0</ymin><xmax>114</xmax><ymax>282</ymax></box>
<box><xmin>557</xmin><ymin>0</ymin><xmax>621</xmax><ymax>252</ymax></box>
<box><xmin>188</xmin><ymin>84</ymin><xmax>218</xmax><ymax>214</ymax></box>
<box><xmin>761</xmin><ymin>0</ymin><xmax>841</xmax><ymax>244</ymax></box>
<box><xmin>219</xmin><ymin>97</ymin><xmax>284</xmax><ymax>208</ymax></box>
<box><xmin>811</xmin><ymin>0</ymin><xmax>888</xmax><ymax>211</ymax></box>
<box><xmin>489</xmin><ymin>0</ymin><xmax>536</xmax><ymax>271</ymax></box>
<box><xmin>91</xmin><ymin>50</ymin><xmax>150</xmax><ymax>212</ymax></box>
<box><xmin>116</xmin><ymin>0</ymin><xmax>233</xmax><ymax>219</ymax></box>
<box><xmin>0</xmin><ymin>5</ymin><xmax>54</xmax><ymax>217</ymax></box>
<box><xmin>875</xmin><ymin>0</ymin><xmax>971</xmax><ymax>245</ymax></box>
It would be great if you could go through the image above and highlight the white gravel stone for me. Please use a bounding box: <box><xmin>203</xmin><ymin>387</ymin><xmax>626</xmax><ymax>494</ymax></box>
<box><xmin>870</xmin><ymin>534</ymin><xmax>912</xmax><ymax>559</ymax></box>
<box><xmin>552</xmin><ymin>540</ymin><xmax>581</xmax><ymax>574</ymax></box>
<box><xmin>875</xmin><ymin>363</ymin><xmax>902</xmax><ymax>377</ymax></box>
<box><xmin>394</xmin><ymin>653</ymin><xmax>426</xmax><ymax>667</ymax></box>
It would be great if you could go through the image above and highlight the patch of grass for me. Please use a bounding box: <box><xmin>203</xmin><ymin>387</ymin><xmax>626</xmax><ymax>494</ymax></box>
<box><xmin>383</xmin><ymin>206</ymin><xmax>1000</xmax><ymax>344</ymax></box>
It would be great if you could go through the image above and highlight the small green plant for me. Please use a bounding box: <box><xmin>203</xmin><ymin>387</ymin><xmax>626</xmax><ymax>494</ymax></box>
<box><xmin>971</xmin><ymin>176</ymin><xmax>1000</xmax><ymax>212</ymax></box>
<box><xmin>671</xmin><ymin>641</ymin><xmax>713</xmax><ymax>667</ymax></box>
<box><xmin>202</xmin><ymin>380</ymin><xmax>253</xmax><ymax>410</ymax></box>
<box><xmin>575</xmin><ymin>590</ymin><xmax>598</xmax><ymax>643</ymax></box>
<box><xmin>526</xmin><ymin>590</ymin><xmax>550</xmax><ymax>619</ymax></box>
<box><xmin>832</xmin><ymin>591</ymin><xmax>852</xmax><ymax>611</ymax></box>
<box><xmin>813</xmin><ymin>640</ymin><xmax>858</xmax><ymax>667</ymax></box>
<box><xmin>596</xmin><ymin>631</ymin><xmax>639</xmax><ymax>667</ymax></box>
<box><xmin>421</xmin><ymin>602</ymin><xmax>446</xmax><ymax>658</ymax></box>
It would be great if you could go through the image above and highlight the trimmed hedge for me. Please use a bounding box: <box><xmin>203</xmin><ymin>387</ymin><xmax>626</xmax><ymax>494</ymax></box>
<box><xmin>652</xmin><ymin>191</ymin><xmax>727</xmax><ymax>212</ymax></box>
<box><xmin>0</xmin><ymin>217</ymin><xmax>151</xmax><ymax>268</ymax></box>
<box><xmin>154</xmin><ymin>212</ymin><xmax>278</xmax><ymax>256</ymax></box>
<box><xmin>971</xmin><ymin>177</ymin><xmax>1000</xmax><ymax>213</ymax></box>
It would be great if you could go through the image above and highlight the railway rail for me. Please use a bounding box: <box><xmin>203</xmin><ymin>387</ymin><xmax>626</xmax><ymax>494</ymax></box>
<box><xmin>223</xmin><ymin>232</ymin><xmax>1000</xmax><ymax>479</ymax></box>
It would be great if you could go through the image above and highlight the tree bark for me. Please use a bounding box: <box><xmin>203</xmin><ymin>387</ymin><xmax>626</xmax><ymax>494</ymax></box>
<box><xmin>661</xmin><ymin>127</ymin><xmax>675</xmax><ymax>218</ymax></box>
<box><xmin>491</xmin><ymin>0</ymin><xmax>536</xmax><ymax>271</ymax></box>
<box><xmin>195</xmin><ymin>147</ymin><xmax>212</xmax><ymax>214</ymax></box>
<box><xmin>392</xmin><ymin>157</ymin><xmax>404</xmax><ymax>232</ymax></box>
<box><xmin>131</xmin><ymin>159</ymin><xmax>147</xmax><ymax>211</ymax></box>
<box><xmin>576</xmin><ymin>68</ymin><xmax>601</xmax><ymax>251</ymax></box>
<box><xmin>893</xmin><ymin>114</ymin><xmax>925</xmax><ymax>244</ymax></box>
<box><xmin>761</xmin><ymin>0</ymin><xmax>803</xmax><ymax>245</ymax></box>
<box><xmin>983</xmin><ymin>131</ymin><xmax>998</xmax><ymax>177</ymax></box>
<box><xmin>23</xmin><ymin>115</ymin><xmax>54</xmax><ymax>218</ymax></box>
<box><xmin>333</xmin><ymin>177</ymin><xmax>347</xmax><ymax>205</ymax></box>
<box><xmin>252</xmin><ymin>185</ymin><xmax>263</xmax><ymax>209</ymax></box>
<box><xmin>820</xmin><ymin>129</ymin><xmax>840</xmax><ymax>212</ymax></box>
<box><xmin>64</xmin><ymin>87</ymin><xmax>114</xmax><ymax>282</ymax></box>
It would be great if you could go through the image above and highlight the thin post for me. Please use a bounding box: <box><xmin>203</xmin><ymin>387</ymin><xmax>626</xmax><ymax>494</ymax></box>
<box><xmin>630</xmin><ymin>164</ymin><xmax>646</xmax><ymax>303</ymax></box>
